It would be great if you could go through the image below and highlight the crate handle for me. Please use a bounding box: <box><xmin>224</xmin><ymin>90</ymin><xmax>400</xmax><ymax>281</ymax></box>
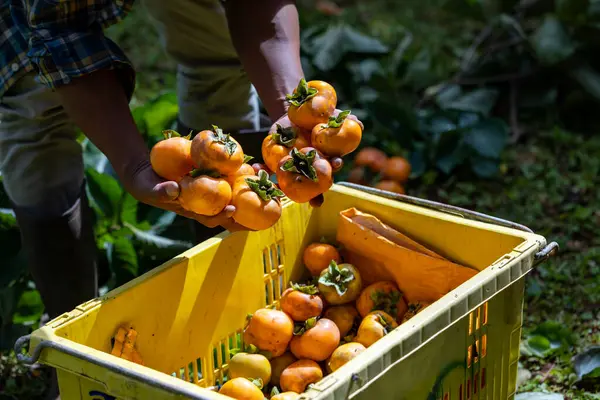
<box><xmin>338</xmin><ymin>182</ymin><xmax>534</xmax><ymax>233</ymax></box>
<box><xmin>533</xmin><ymin>241</ymin><xmax>559</xmax><ymax>267</ymax></box>
<box><xmin>14</xmin><ymin>334</ymin><xmax>213</xmax><ymax>399</ymax></box>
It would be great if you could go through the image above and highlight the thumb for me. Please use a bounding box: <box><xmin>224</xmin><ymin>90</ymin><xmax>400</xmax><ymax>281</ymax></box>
<box><xmin>152</xmin><ymin>181</ymin><xmax>180</xmax><ymax>202</ymax></box>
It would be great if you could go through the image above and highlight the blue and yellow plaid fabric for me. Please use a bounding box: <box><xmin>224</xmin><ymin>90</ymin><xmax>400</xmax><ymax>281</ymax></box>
<box><xmin>1</xmin><ymin>0</ymin><xmax>135</xmax><ymax>97</ymax></box>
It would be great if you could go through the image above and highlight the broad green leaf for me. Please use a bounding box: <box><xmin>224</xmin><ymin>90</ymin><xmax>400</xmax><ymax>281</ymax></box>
<box><xmin>12</xmin><ymin>289</ymin><xmax>44</xmax><ymax>325</ymax></box>
<box><xmin>442</xmin><ymin>88</ymin><xmax>499</xmax><ymax>116</ymax></box>
<box><xmin>525</xmin><ymin>335</ymin><xmax>553</xmax><ymax>357</ymax></box>
<box><xmin>151</xmin><ymin>211</ymin><xmax>177</xmax><ymax>234</ymax></box>
<box><xmin>571</xmin><ymin>64</ymin><xmax>600</xmax><ymax>100</ymax></box>
<box><xmin>311</xmin><ymin>25</ymin><xmax>388</xmax><ymax>71</ymax></box>
<box><xmin>530</xmin><ymin>16</ymin><xmax>576</xmax><ymax>65</ymax></box>
<box><xmin>106</xmin><ymin>236</ymin><xmax>139</xmax><ymax>283</ymax></box>
<box><xmin>144</xmin><ymin>92</ymin><xmax>179</xmax><ymax>141</ymax></box>
<box><xmin>119</xmin><ymin>193</ymin><xmax>138</xmax><ymax>225</ymax></box>
<box><xmin>124</xmin><ymin>222</ymin><xmax>192</xmax><ymax>250</ymax></box>
<box><xmin>464</xmin><ymin>119</ymin><xmax>508</xmax><ymax>159</ymax></box>
<box><xmin>348</xmin><ymin>59</ymin><xmax>383</xmax><ymax>83</ymax></box>
<box><xmin>85</xmin><ymin>168</ymin><xmax>123</xmax><ymax>220</ymax></box>
<box><xmin>470</xmin><ymin>156</ymin><xmax>500</xmax><ymax>178</ymax></box>
<box><xmin>572</xmin><ymin>346</ymin><xmax>600</xmax><ymax>383</ymax></box>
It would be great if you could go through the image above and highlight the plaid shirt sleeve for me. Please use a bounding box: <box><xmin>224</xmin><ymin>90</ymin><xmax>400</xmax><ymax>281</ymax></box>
<box><xmin>10</xmin><ymin>0</ymin><xmax>136</xmax><ymax>97</ymax></box>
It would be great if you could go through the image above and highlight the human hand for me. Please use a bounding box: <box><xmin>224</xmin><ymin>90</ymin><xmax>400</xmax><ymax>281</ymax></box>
<box><xmin>121</xmin><ymin>158</ymin><xmax>248</xmax><ymax>232</ymax></box>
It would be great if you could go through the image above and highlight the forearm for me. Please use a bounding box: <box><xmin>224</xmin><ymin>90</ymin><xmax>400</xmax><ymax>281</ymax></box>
<box><xmin>225</xmin><ymin>0</ymin><xmax>304</xmax><ymax>121</ymax></box>
<box><xmin>56</xmin><ymin>69</ymin><xmax>148</xmax><ymax>182</ymax></box>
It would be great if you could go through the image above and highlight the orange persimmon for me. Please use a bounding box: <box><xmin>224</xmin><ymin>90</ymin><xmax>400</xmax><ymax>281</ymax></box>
<box><xmin>356</xmin><ymin>281</ymin><xmax>408</xmax><ymax>322</ymax></box>
<box><xmin>354</xmin><ymin>147</ymin><xmax>387</xmax><ymax>173</ymax></box>
<box><xmin>224</xmin><ymin>163</ymin><xmax>255</xmax><ymax>186</ymax></box>
<box><xmin>355</xmin><ymin>310</ymin><xmax>399</xmax><ymax>348</ymax></box>
<box><xmin>286</xmin><ymin>79</ymin><xmax>337</xmax><ymax>130</ymax></box>
<box><xmin>150</xmin><ymin>130</ymin><xmax>194</xmax><ymax>181</ymax></box>
<box><xmin>311</xmin><ymin>110</ymin><xmax>362</xmax><ymax>157</ymax></box>
<box><xmin>191</xmin><ymin>125</ymin><xmax>244</xmax><ymax>175</ymax></box>
<box><xmin>218</xmin><ymin>377</ymin><xmax>264</xmax><ymax>400</ymax></box>
<box><xmin>280</xmin><ymin>283</ymin><xmax>324</xmax><ymax>322</ymax></box>
<box><xmin>262</xmin><ymin>124</ymin><xmax>310</xmax><ymax>172</ymax></box>
<box><xmin>290</xmin><ymin>318</ymin><xmax>340</xmax><ymax>362</ymax></box>
<box><xmin>302</xmin><ymin>242</ymin><xmax>341</xmax><ymax>277</ymax></box>
<box><xmin>323</xmin><ymin>305</ymin><xmax>360</xmax><ymax>338</ymax></box>
<box><xmin>280</xmin><ymin>359</ymin><xmax>324</xmax><ymax>393</ymax></box>
<box><xmin>374</xmin><ymin>180</ymin><xmax>405</xmax><ymax>194</ymax></box>
<box><xmin>243</xmin><ymin>308</ymin><xmax>294</xmax><ymax>358</ymax></box>
<box><xmin>231</xmin><ymin>170</ymin><xmax>283</xmax><ymax>230</ymax></box>
<box><xmin>382</xmin><ymin>156</ymin><xmax>411</xmax><ymax>183</ymax></box>
<box><xmin>276</xmin><ymin>147</ymin><xmax>333</xmax><ymax>203</ymax></box>
<box><xmin>178</xmin><ymin>173</ymin><xmax>232</xmax><ymax>216</ymax></box>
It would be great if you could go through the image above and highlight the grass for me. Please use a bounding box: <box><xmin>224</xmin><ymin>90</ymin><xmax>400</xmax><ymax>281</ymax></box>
<box><xmin>1</xmin><ymin>3</ymin><xmax>598</xmax><ymax>399</ymax></box>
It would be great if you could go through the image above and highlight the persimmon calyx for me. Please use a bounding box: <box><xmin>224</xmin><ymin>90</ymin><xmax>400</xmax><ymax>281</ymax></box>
<box><xmin>290</xmin><ymin>282</ymin><xmax>319</xmax><ymax>295</ymax></box>
<box><xmin>272</xmin><ymin>124</ymin><xmax>298</xmax><ymax>148</ymax></box>
<box><xmin>281</xmin><ymin>148</ymin><xmax>318</xmax><ymax>182</ymax></box>
<box><xmin>244</xmin><ymin>154</ymin><xmax>254</xmax><ymax>163</ymax></box>
<box><xmin>190</xmin><ymin>168</ymin><xmax>221</xmax><ymax>178</ymax></box>
<box><xmin>246</xmin><ymin>170</ymin><xmax>284</xmax><ymax>202</ymax></box>
<box><xmin>210</xmin><ymin>125</ymin><xmax>238</xmax><ymax>156</ymax></box>
<box><xmin>162</xmin><ymin>129</ymin><xmax>191</xmax><ymax>140</ymax></box>
<box><xmin>318</xmin><ymin>261</ymin><xmax>355</xmax><ymax>296</ymax></box>
<box><xmin>247</xmin><ymin>378</ymin><xmax>264</xmax><ymax>389</ymax></box>
<box><xmin>325</xmin><ymin>110</ymin><xmax>351</xmax><ymax>129</ymax></box>
<box><xmin>369</xmin><ymin>289</ymin><xmax>402</xmax><ymax>316</ymax></box>
<box><xmin>293</xmin><ymin>316</ymin><xmax>318</xmax><ymax>336</ymax></box>
<box><xmin>285</xmin><ymin>78</ymin><xmax>318</xmax><ymax>107</ymax></box>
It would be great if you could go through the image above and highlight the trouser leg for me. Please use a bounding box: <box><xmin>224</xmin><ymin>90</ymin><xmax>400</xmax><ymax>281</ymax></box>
<box><xmin>0</xmin><ymin>73</ymin><xmax>98</xmax><ymax>320</ymax></box>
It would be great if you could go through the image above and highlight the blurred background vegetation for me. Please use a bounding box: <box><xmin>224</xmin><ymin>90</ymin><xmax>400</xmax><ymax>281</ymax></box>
<box><xmin>1</xmin><ymin>0</ymin><xmax>599</xmax><ymax>398</ymax></box>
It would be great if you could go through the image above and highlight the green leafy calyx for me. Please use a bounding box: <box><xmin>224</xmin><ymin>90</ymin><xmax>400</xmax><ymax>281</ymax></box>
<box><xmin>293</xmin><ymin>316</ymin><xmax>318</xmax><ymax>336</ymax></box>
<box><xmin>244</xmin><ymin>154</ymin><xmax>254</xmax><ymax>163</ymax></box>
<box><xmin>290</xmin><ymin>282</ymin><xmax>319</xmax><ymax>295</ymax></box>
<box><xmin>246</xmin><ymin>170</ymin><xmax>284</xmax><ymax>202</ymax></box>
<box><xmin>272</xmin><ymin>124</ymin><xmax>300</xmax><ymax>148</ymax></box>
<box><xmin>280</xmin><ymin>148</ymin><xmax>318</xmax><ymax>182</ymax></box>
<box><xmin>318</xmin><ymin>261</ymin><xmax>356</xmax><ymax>296</ymax></box>
<box><xmin>325</xmin><ymin>110</ymin><xmax>351</xmax><ymax>129</ymax></box>
<box><xmin>285</xmin><ymin>78</ymin><xmax>318</xmax><ymax>107</ymax></box>
<box><xmin>163</xmin><ymin>129</ymin><xmax>191</xmax><ymax>140</ymax></box>
<box><xmin>211</xmin><ymin>125</ymin><xmax>238</xmax><ymax>156</ymax></box>
<box><xmin>370</xmin><ymin>289</ymin><xmax>402</xmax><ymax>317</ymax></box>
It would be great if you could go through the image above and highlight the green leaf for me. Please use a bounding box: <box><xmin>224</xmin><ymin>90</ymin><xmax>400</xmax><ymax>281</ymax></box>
<box><xmin>290</xmin><ymin>282</ymin><xmax>319</xmax><ymax>295</ymax></box>
<box><xmin>463</xmin><ymin>119</ymin><xmax>508</xmax><ymax>159</ymax></box>
<box><xmin>106</xmin><ymin>236</ymin><xmax>139</xmax><ymax>284</ymax></box>
<box><xmin>470</xmin><ymin>156</ymin><xmax>501</xmax><ymax>178</ymax></box>
<box><xmin>442</xmin><ymin>89</ymin><xmax>499</xmax><ymax>117</ymax></box>
<box><xmin>119</xmin><ymin>193</ymin><xmax>138</xmax><ymax>225</ymax></box>
<box><xmin>530</xmin><ymin>16</ymin><xmax>576</xmax><ymax>65</ymax></box>
<box><xmin>246</xmin><ymin>170</ymin><xmax>284</xmax><ymax>202</ymax></box>
<box><xmin>285</xmin><ymin>78</ymin><xmax>318</xmax><ymax>107</ymax></box>
<box><xmin>525</xmin><ymin>335</ymin><xmax>553</xmax><ymax>357</ymax></box>
<box><xmin>318</xmin><ymin>261</ymin><xmax>355</xmax><ymax>296</ymax></box>
<box><xmin>310</xmin><ymin>25</ymin><xmax>388</xmax><ymax>72</ymax></box>
<box><xmin>123</xmin><ymin>222</ymin><xmax>192</xmax><ymax>250</ymax></box>
<box><xmin>12</xmin><ymin>289</ymin><xmax>44</xmax><ymax>325</ymax></box>
<box><xmin>144</xmin><ymin>92</ymin><xmax>179</xmax><ymax>138</ymax></box>
<box><xmin>326</xmin><ymin>110</ymin><xmax>351</xmax><ymax>128</ymax></box>
<box><xmin>273</xmin><ymin>124</ymin><xmax>300</xmax><ymax>148</ymax></box>
<box><xmin>244</xmin><ymin>155</ymin><xmax>254</xmax><ymax>163</ymax></box>
<box><xmin>85</xmin><ymin>168</ymin><xmax>123</xmax><ymax>220</ymax></box>
<box><xmin>572</xmin><ymin>346</ymin><xmax>600</xmax><ymax>384</ymax></box>
<box><xmin>211</xmin><ymin>125</ymin><xmax>238</xmax><ymax>156</ymax></box>
<box><xmin>280</xmin><ymin>148</ymin><xmax>318</xmax><ymax>182</ymax></box>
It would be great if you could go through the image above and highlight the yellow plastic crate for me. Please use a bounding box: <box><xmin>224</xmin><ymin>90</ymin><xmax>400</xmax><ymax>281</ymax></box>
<box><xmin>15</xmin><ymin>183</ymin><xmax>557</xmax><ymax>400</ymax></box>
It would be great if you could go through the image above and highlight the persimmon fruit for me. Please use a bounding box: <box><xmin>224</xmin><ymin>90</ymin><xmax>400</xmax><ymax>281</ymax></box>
<box><xmin>231</xmin><ymin>170</ymin><xmax>283</xmax><ymax>230</ymax></box>
<box><xmin>178</xmin><ymin>173</ymin><xmax>232</xmax><ymax>216</ymax></box>
<box><xmin>150</xmin><ymin>130</ymin><xmax>194</xmax><ymax>182</ymax></box>
<box><xmin>276</xmin><ymin>147</ymin><xmax>333</xmax><ymax>203</ymax></box>
<box><xmin>286</xmin><ymin>79</ymin><xmax>337</xmax><ymax>130</ymax></box>
<box><xmin>382</xmin><ymin>156</ymin><xmax>411</xmax><ymax>183</ymax></box>
<box><xmin>262</xmin><ymin>124</ymin><xmax>310</xmax><ymax>172</ymax></box>
<box><xmin>311</xmin><ymin>110</ymin><xmax>362</xmax><ymax>157</ymax></box>
<box><xmin>191</xmin><ymin>125</ymin><xmax>244</xmax><ymax>175</ymax></box>
<box><xmin>243</xmin><ymin>308</ymin><xmax>294</xmax><ymax>358</ymax></box>
<box><xmin>302</xmin><ymin>242</ymin><xmax>341</xmax><ymax>277</ymax></box>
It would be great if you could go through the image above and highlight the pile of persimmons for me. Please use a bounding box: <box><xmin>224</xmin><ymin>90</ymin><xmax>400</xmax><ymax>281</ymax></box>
<box><xmin>150</xmin><ymin>79</ymin><xmax>363</xmax><ymax>231</ymax></box>
<box><xmin>347</xmin><ymin>147</ymin><xmax>412</xmax><ymax>195</ymax></box>
<box><xmin>217</xmin><ymin>241</ymin><xmax>429</xmax><ymax>400</ymax></box>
